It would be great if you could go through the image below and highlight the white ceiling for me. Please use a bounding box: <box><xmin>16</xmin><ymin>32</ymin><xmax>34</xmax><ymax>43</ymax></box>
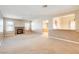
<box><xmin>0</xmin><ymin>5</ymin><xmax>79</xmax><ymax>20</ymax></box>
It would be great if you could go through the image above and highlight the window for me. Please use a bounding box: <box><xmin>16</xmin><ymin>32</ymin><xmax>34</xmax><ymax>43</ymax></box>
<box><xmin>53</xmin><ymin>14</ymin><xmax>75</xmax><ymax>30</ymax></box>
<box><xmin>70</xmin><ymin>20</ymin><xmax>76</xmax><ymax>30</ymax></box>
<box><xmin>0</xmin><ymin>19</ymin><xmax>3</xmax><ymax>32</ymax></box>
<box><xmin>25</xmin><ymin>23</ymin><xmax>30</xmax><ymax>30</ymax></box>
<box><xmin>6</xmin><ymin>20</ymin><xmax>14</xmax><ymax>31</ymax></box>
<box><xmin>53</xmin><ymin>17</ymin><xmax>60</xmax><ymax>29</ymax></box>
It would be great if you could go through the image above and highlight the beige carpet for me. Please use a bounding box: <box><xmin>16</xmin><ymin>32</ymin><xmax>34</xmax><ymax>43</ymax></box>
<box><xmin>49</xmin><ymin>30</ymin><xmax>79</xmax><ymax>42</ymax></box>
<box><xmin>0</xmin><ymin>31</ymin><xmax>79</xmax><ymax>54</ymax></box>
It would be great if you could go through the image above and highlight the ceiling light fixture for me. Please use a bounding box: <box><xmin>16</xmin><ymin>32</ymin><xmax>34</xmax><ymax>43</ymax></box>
<box><xmin>43</xmin><ymin>5</ymin><xmax>47</xmax><ymax>7</ymax></box>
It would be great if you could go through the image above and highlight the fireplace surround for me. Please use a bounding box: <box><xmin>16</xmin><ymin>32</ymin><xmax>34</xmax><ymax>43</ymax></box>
<box><xmin>15</xmin><ymin>27</ymin><xmax>24</xmax><ymax>34</ymax></box>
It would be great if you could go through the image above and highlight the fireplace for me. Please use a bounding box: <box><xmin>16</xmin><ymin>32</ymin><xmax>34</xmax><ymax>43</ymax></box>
<box><xmin>15</xmin><ymin>27</ymin><xmax>24</xmax><ymax>34</ymax></box>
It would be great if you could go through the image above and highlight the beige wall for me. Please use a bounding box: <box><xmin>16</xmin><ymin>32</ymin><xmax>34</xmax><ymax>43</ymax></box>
<box><xmin>52</xmin><ymin>14</ymin><xmax>75</xmax><ymax>30</ymax></box>
<box><xmin>59</xmin><ymin>17</ymin><xmax>70</xmax><ymax>29</ymax></box>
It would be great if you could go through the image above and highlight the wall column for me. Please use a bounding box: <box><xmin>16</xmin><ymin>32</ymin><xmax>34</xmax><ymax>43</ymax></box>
<box><xmin>3</xmin><ymin>17</ymin><xmax>6</xmax><ymax>38</ymax></box>
<box><xmin>29</xmin><ymin>21</ymin><xmax>32</xmax><ymax>32</ymax></box>
<box><xmin>48</xmin><ymin>18</ymin><xmax>53</xmax><ymax>31</ymax></box>
<box><xmin>48</xmin><ymin>18</ymin><xmax>53</xmax><ymax>38</ymax></box>
<box><xmin>75</xmin><ymin>11</ymin><xmax>79</xmax><ymax>32</ymax></box>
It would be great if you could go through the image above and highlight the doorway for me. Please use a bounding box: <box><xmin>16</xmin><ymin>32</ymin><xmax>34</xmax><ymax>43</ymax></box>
<box><xmin>42</xmin><ymin>20</ymin><xmax>48</xmax><ymax>38</ymax></box>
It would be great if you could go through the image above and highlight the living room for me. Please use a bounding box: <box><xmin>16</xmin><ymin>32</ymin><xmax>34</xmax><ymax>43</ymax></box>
<box><xmin>0</xmin><ymin>5</ymin><xmax>79</xmax><ymax>53</ymax></box>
